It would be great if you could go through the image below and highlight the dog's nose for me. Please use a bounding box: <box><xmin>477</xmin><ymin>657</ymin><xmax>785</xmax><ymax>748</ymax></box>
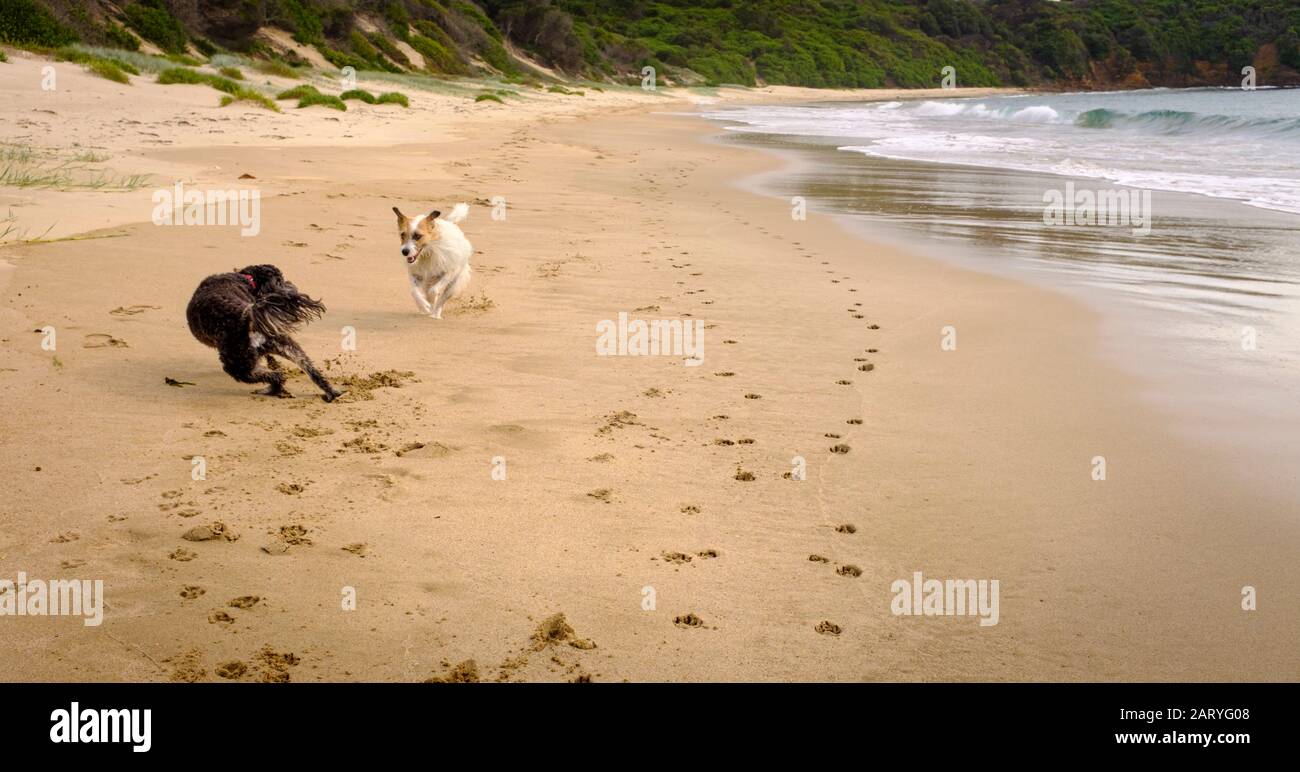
<box><xmin>401</xmin><ymin>246</ymin><xmax>411</xmax><ymax>257</ymax></box>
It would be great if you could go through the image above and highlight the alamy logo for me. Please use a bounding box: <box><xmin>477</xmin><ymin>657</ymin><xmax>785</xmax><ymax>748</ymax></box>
<box><xmin>0</xmin><ymin>572</ymin><xmax>103</xmax><ymax>626</ymax></box>
<box><xmin>50</xmin><ymin>702</ymin><xmax>151</xmax><ymax>752</ymax></box>
<box><xmin>595</xmin><ymin>312</ymin><xmax>704</xmax><ymax>365</ymax></box>
<box><xmin>151</xmin><ymin>182</ymin><xmax>261</xmax><ymax>236</ymax></box>
<box><xmin>890</xmin><ymin>571</ymin><xmax>1000</xmax><ymax>627</ymax></box>
<box><xmin>1042</xmin><ymin>181</ymin><xmax>1151</xmax><ymax>235</ymax></box>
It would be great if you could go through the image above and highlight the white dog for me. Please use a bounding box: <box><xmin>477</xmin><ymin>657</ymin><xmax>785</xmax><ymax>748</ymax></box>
<box><xmin>391</xmin><ymin>203</ymin><xmax>472</xmax><ymax>318</ymax></box>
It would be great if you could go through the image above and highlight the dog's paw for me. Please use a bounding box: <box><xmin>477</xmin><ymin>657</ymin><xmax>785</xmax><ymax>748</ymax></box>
<box><xmin>322</xmin><ymin>389</ymin><xmax>346</xmax><ymax>403</ymax></box>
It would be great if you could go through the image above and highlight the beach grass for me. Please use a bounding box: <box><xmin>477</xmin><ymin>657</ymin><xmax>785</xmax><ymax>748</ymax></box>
<box><xmin>375</xmin><ymin>91</ymin><xmax>409</xmax><ymax>107</ymax></box>
<box><xmin>0</xmin><ymin>166</ymin><xmax>154</xmax><ymax>190</ymax></box>
<box><xmin>500</xmin><ymin>73</ymin><xmax>543</xmax><ymax>88</ymax></box>
<box><xmin>275</xmin><ymin>84</ymin><xmax>320</xmax><ymax>101</ymax></box>
<box><xmin>277</xmin><ymin>84</ymin><xmax>348</xmax><ymax>111</ymax></box>
<box><xmin>53</xmin><ymin>48</ymin><xmax>141</xmax><ymax>74</ymax></box>
<box><xmin>338</xmin><ymin>88</ymin><xmax>414</xmax><ymax>107</ymax></box>
<box><xmin>217</xmin><ymin>66</ymin><xmax>244</xmax><ymax>81</ymax></box>
<box><xmin>475</xmin><ymin>93</ymin><xmax>503</xmax><ymax>103</ymax></box>
<box><xmin>59</xmin><ymin>46</ymin><xmax>172</xmax><ymax>74</ymax></box>
<box><xmin>158</xmin><ymin>66</ymin><xmax>224</xmax><ymax>88</ymax></box>
<box><xmin>218</xmin><ymin>92</ymin><xmax>280</xmax><ymax>111</ymax></box>
<box><xmin>0</xmin><ymin>141</ymin><xmax>151</xmax><ymax>191</ymax></box>
<box><xmin>340</xmin><ymin>88</ymin><xmax>377</xmax><ymax>103</ymax></box>
<box><xmin>0</xmin><ymin>209</ymin><xmax>55</xmax><ymax>244</ymax></box>
<box><xmin>298</xmin><ymin>90</ymin><xmax>346</xmax><ymax>110</ymax></box>
<box><xmin>164</xmin><ymin>53</ymin><xmax>203</xmax><ymax>67</ymax></box>
<box><xmin>86</xmin><ymin>59</ymin><xmax>131</xmax><ymax>84</ymax></box>
<box><xmin>0</xmin><ymin>143</ymin><xmax>36</xmax><ymax>164</ymax></box>
<box><xmin>157</xmin><ymin>67</ymin><xmax>278</xmax><ymax>111</ymax></box>
<box><xmin>207</xmin><ymin>53</ymin><xmax>249</xmax><ymax>69</ymax></box>
<box><xmin>335</xmin><ymin>69</ymin><xmax>482</xmax><ymax>97</ymax></box>
<box><xmin>252</xmin><ymin>59</ymin><xmax>301</xmax><ymax>79</ymax></box>
<box><xmin>51</xmin><ymin>48</ymin><xmax>140</xmax><ymax>83</ymax></box>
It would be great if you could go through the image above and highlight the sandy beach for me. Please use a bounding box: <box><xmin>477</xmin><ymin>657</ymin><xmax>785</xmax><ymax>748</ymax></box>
<box><xmin>1</xmin><ymin>49</ymin><xmax>1296</xmax><ymax>682</ymax></box>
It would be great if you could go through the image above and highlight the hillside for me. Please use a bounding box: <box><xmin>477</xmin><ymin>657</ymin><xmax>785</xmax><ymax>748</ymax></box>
<box><xmin>3</xmin><ymin>0</ymin><xmax>1299</xmax><ymax>88</ymax></box>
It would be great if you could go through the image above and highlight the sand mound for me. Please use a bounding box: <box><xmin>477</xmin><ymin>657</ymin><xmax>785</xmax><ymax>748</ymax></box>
<box><xmin>424</xmin><ymin>659</ymin><xmax>480</xmax><ymax>683</ymax></box>
<box><xmin>336</xmin><ymin>370</ymin><xmax>417</xmax><ymax>401</ymax></box>
<box><xmin>530</xmin><ymin>612</ymin><xmax>596</xmax><ymax>651</ymax></box>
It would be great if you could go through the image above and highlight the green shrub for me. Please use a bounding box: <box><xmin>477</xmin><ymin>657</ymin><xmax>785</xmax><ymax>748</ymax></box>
<box><xmin>157</xmin><ymin>66</ymin><xmax>209</xmax><ymax>85</ymax></box>
<box><xmin>254</xmin><ymin>59</ymin><xmax>300</xmax><ymax>79</ymax></box>
<box><xmin>276</xmin><ymin>83</ymin><xmax>320</xmax><ymax>100</ymax></box>
<box><xmin>275</xmin><ymin>0</ymin><xmax>326</xmax><ymax>46</ymax></box>
<box><xmin>165</xmin><ymin>53</ymin><xmax>202</xmax><ymax>66</ymax></box>
<box><xmin>0</xmin><ymin>50</ymin><xmax>7</xmax><ymax>63</ymax></box>
<box><xmin>480</xmin><ymin>38</ymin><xmax>518</xmax><ymax>75</ymax></box>
<box><xmin>375</xmin><ymin>91</ymin><xmax>409</xmax><ymax>107</ymax></box>
<box><xmin>385</xmin><ymin>1</ymin><xmax>411</xmax><ymax>40</ymax></box>
<box><xmin>412</xmin><ymin>19</ymin><xmax>457</xmax><ymax>49</ymax></box>
<box><xmin>158</xmin><ymin>67</ymin><xmax>238</xmax><ymax>95</ymax></box>
<box><xmin>337</xmin><ymin>31</ymin><xmax>402</xmax><ymax>73</ymax></box>
<box><xmin>688</xmin><ymin>52</ymin><xmax>754</xmax><ymax>87</ymax></box>
<box><xmin>219</xmin><ymin>91</ymin><xmax>280</xmax><ymax>112</ymax></box>
<box><xmin>88</xmin><ymin>59</ymin><xmax>131</xmax><ymax>84</ymax></box>
<box><xmin>366</xmin><ymin>31</ymin><xmax>410</xmax><ymax>69</ymax></box>
<box><xmin>104</xmin><ymin>23</ymin><xmax>140</xmax><ymax>52</ymax></box>
<box><xmin>349</xmin><ymin>29</ymin><xmax>381</xmax><ymax>62</ymax></box>
<box><xmin>475</xmin><ymin>92</ymin><xmax>503</xmax><ymax>103</ymax></box>
<box><xmin>408</xmin><ymin>32</ymin><xmax>464</xmax><ymax>74</ymax></box>
<box><xmin>123</xmin><ymin>1</ymin><xmax>187</xmax><ymax>55</ymax></box>
<box><xmin>296</xmin><ymin>90</ymin><xmax>346</xmax><ymax>110</ymax></box>
<box><xmin>0</xmin><ymin>0</ymin><xmax>79</xmax><ymax>47</ymax></box>
<box><xmin>1281</xmin><ymin>30</ymin><xmax>1300</xmax><ymax>70</ymax></box>
<box><xmin>321</xmin><ymin>46</ymin><xmax>369</xmax><ymax>72</ymax></box>
<box><xmin>198</xmin><ymin>75</ymin><xmax>240</xmax><ymax>95</ymax></box>
<box><xmin>340</xmin><ymin>88</ymin><xmax>376</xmax><ymax>103</ymax></box>
<box><xmin>332</xmin><ymin>30</ymin><xmax>394</xmax><ymax>73</ymax></box>
<box><xmin>451</xmin><ymin>0</ymin><xmax>502</xmax><ymax>41</ymax></box>
<box><xmin>501</xmin><ymin>73</ymin><xmax>541</xmax><ymax>87</ymax></box>
<box><xmin>218</xmin><ymin>66</ymin><xmax>243</xmax><ymax>80</ymax></box>
<box><xmin>157</xmin><ymin>66</ymin><xmax>277</xmax><ymax>110</ymax></box>
<box><xmin>277</xmin><ymin>83</ymin><xmax>347</xmax><ymax>110</ymax></box>
<box><xmin>192</xmin><ymin>37</ymin><xmax>219</xmax><ymax>57</ymax></box>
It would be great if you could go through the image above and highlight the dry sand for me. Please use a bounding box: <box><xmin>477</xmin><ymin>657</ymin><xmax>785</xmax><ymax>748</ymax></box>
<box><xmin>0</xmin><ymin>50</ymin><xmax>1295</xmax><ymax>682</ymax></box>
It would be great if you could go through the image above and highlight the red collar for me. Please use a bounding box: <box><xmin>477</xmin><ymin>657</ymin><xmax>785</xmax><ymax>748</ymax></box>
<box><xmin>239</xmin><ymin>273</ymin><xmax>256</xmax><ymax>289</ymax></box>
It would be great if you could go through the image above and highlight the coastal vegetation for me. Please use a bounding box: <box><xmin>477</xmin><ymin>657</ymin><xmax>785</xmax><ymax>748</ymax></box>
<box><xmin>0</xmin><ymin>0</ymin><xmax>1296</xmax><ymax>89</ymax></box>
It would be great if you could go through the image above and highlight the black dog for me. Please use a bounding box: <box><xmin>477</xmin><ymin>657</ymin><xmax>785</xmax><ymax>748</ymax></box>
<box><xmin>186</xmin><ymin>264</ymin><xmax>343</xmax><ymax>402</ymax></box>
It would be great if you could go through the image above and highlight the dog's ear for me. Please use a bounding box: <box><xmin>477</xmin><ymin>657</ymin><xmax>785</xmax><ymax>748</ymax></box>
<box><xmin>428</xmin><ymin>210</ymin><xmax>441</xmax><ymax>220</ymax></box>
<box><xmin>240</xmin><ymin>264</ymin><xmax>286</xmax><ymax>293</ymax></box>
<box><xmin>392</xmin><ymin>206</ymin><xmax>407</xmax><ymax>223</ymax></box>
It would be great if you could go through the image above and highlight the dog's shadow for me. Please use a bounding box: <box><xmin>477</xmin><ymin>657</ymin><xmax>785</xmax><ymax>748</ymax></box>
<box><xmin>83</xmin><ymin>349</ymin><xmax>332</xmax><ymax>403</ymax></box>
<box><xmin>336</xmin><ymin>309</ymin><xmax>466</xmax><ymax>329</ymax></box>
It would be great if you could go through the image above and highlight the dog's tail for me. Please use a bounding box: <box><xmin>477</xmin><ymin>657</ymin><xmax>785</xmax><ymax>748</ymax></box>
<box><xmin>442</xmin><ymin>202</ymin><xmax>469</xmax><ymax>224</ymax></box>
<box><xmin>248</xmin><ymin>290</ymin><xmax>326</xmax><ymax>338</ymax></box>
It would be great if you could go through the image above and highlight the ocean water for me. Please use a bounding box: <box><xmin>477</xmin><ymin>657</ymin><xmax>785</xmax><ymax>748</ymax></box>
<box><xmin>705</xmin><ymin>88</ymin><xmax>1300</xmax><ymax>215</ymax></box>
<box><xmin>701</xmin><ymin>87</ymin><xmax>1300</xmax><ymax>341</ymax></box>
<box><xmin>701</xmin><ymin>88</ymin><xmax>1300</xmax><ymax>495</ymax></box>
